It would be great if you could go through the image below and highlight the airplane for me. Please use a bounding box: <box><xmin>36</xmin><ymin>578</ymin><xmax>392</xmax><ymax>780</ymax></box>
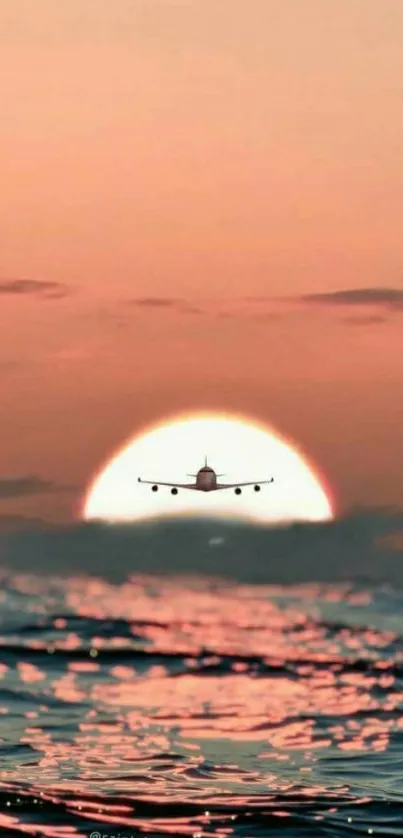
<box><xmin>137</xmin><ymin>457</ymin><xmax>274</xmax><ymax>495</ymax></box>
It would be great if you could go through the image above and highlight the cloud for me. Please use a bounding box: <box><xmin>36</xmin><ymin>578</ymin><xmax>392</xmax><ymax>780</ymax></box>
<box><xmin>0</xmin><ymin>507</ymin><xmax>402</xmax><ymax>586</ymax></box>
<box><xmin>240</xmin><ymin>288</ymin><xmax>403</xmax><ymax>320</ymax></box>
<box><xmin>250</xmin><ymin>311</ymin><xmax>282</xmax><ymax>321</ymax></box>
<box><xmin>243</xmin><ymin>296</ymin><xmax>274</xmax><ymax>302</ymax></box>
<box><xmin>129</xmin><ymin>297</ymin><xmax>184</xmax><ymax>308</ymax></box>
<box><xmin>128</xmin><ymin>297</ymin><xmax>204</xmax><ymax>315</ymax></box>
<box><xmin>0</xmin><ymin>476</ymin><xmax>76</xmax><ymax>500</ymax></box>
<box><xmin>0</xmin><ymin>279</ymin><xmax>71</xmax><ymax>299</ymax></box>
<box><xmin>0</xmin><ymin>515</ymin><xmax>56</xmax><ymax>533</ymax></box>
<box><xmin>179</xmin><ymin>305</ymin><xmax>203</xmax><ymax>315</ymax></box>
<box><xmin>298</xmin><ymin>288</ymin><xmax>403</xmax><ymax>311</ymax></box>
<box><xmin>343</xmin><ymin>315</ymin><xmax>387</xmax><ymax>326</ymax></box>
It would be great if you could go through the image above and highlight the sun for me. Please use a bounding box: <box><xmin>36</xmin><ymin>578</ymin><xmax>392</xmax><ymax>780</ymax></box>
<box><xmin>82</xmin><ymin>412</ymin><xmax>333</xmax><ymax>524</ymax></box>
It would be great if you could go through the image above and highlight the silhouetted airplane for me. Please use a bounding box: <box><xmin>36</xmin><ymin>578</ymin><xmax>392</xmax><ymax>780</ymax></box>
<box><xmin>138</xmin><ymin>457</ymin><xmax>274</xmax><ymax>495</ymax></box>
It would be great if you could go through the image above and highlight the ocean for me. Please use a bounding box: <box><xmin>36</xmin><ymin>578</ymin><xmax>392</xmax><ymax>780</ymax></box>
<box><xmin>1</xmin><ymin>513</ymin><xmax>403</xmax><ymax>837</ymax></box>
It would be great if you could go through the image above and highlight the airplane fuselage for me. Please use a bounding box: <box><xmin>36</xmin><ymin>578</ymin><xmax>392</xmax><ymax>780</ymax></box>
<box><xmin>195</xmin><ymin>466</ymin><xmax>217</xmax><ymax>491</ymax></box>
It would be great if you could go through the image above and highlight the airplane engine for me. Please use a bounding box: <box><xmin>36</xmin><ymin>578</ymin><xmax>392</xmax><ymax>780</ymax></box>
<box><xmin>254</xmin><ymin>485</ymin><xmax>261</xmax><ymax>492</ymax></box>
<box><xmin>152</xmin><ymin>485</ymin><xmax>158</xmax><ymax>492</ymax></box>
<box><xmin>234</xmin><ymin>487</ymin><xmax>242</xmax><ymax>495</ymax></box>
<box><xmin>171</xmin><ymin>487</ymin><xmax>178</xmax><ymax>495</ymax></box>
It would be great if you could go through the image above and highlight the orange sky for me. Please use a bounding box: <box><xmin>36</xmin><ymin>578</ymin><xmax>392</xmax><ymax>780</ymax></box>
<box><xmin>1</xmin><ymin>0</ymin><xmax>402</xmax><ymax>522</ymax></box>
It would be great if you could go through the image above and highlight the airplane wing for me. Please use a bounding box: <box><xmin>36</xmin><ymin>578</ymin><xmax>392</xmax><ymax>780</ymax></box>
<box><xmin>137</xmin><ymin>478</ymin><xmax>198</xmax><ymax>490</ymax></box>
<box><xmin>215</xmin><ymin>478</ymin><xmax>274</xmax><ymax>490</ymax></box>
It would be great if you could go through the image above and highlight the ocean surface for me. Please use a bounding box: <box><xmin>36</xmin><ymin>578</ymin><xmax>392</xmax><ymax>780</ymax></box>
<box><xmin>1</xmin><ymin>515</ymin><xmax>403</xmax><ymax>837</ymax></box>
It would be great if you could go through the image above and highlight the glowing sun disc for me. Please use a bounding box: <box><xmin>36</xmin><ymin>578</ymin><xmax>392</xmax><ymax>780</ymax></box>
<box><xmin>83</xmin><ymin>412</ymin><xmax>333</xmax><ymax>524</ymax></box>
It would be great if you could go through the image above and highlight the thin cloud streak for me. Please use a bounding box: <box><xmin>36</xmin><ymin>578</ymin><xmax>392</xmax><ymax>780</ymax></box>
<box><xmin>343</xmin><ymin>315</ymin><xmax>387</xmax><ymax>326</ymax></box>
<box><xmin>128</xmin><ymin>297</ymin><xmax>204</xmax><ymax>315</ymax></box>
<box><xmin>129</xmin><ymin>297</ymin><xmax>184</xmax><ymax>308</ymax></box>
<box><xmin>0</xmin><ymin>279</ymin><xmax>72</xmax><ymax>299</ymax></box>
<box><xmin>298</xmin><ymin>288</ymin><xmax>403</xmax><ymax>310</ymax></box>
<box><xmin>0</xmin><ymin>476</ymin><xmax>76</xmax><ymax>499</ymax></box>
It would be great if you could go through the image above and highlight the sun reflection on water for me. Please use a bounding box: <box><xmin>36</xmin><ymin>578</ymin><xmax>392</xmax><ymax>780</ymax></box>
<box><xmin>0</xmin><ymin>572</ymin><xmax>402</xmax><ymax>835</ymax></box>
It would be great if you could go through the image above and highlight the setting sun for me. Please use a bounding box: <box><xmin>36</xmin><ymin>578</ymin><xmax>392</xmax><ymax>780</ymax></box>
<box><xmin>83</xmin><ymin>412</ymin><xmax>333</xmax><ymax>524</ymax></box>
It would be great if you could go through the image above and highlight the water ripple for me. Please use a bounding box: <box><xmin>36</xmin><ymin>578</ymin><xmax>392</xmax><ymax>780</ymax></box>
<box><xmin>0</xmin><ymin>572</ymin><xmax>402</xmax><ymax>836</ymax></box>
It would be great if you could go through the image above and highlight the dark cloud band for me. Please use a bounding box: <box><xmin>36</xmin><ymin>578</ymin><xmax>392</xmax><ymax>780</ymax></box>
<box><xmin>0</xmin><ymin>279</ymin><xmax>71</xmax><ymax>298</ymax></box>
<box><xmin>130</xmin><ymin>297</ymin><xmax>183</xmax><ymax>308</ymax></box>
<box><xmin>298</xmin><ymin>288</ymin><xmax>403</xmax><ymax>310</ymax></box>
<box><xmin>0</xmin><ymin>476</ymin><xmax>75</xmax><ymax>499</ymax></box>
<box><xmin>0</xmin><ymin>508</ymin><xmax>402</xmax><ymax>586</ymax></box>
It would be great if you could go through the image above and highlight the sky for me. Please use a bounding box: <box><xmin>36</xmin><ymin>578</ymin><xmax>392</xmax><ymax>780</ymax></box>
<box><xmin>0</xmin><ymin>0</ymin><xmax>402</xmax><ymax>523</ymax></box>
